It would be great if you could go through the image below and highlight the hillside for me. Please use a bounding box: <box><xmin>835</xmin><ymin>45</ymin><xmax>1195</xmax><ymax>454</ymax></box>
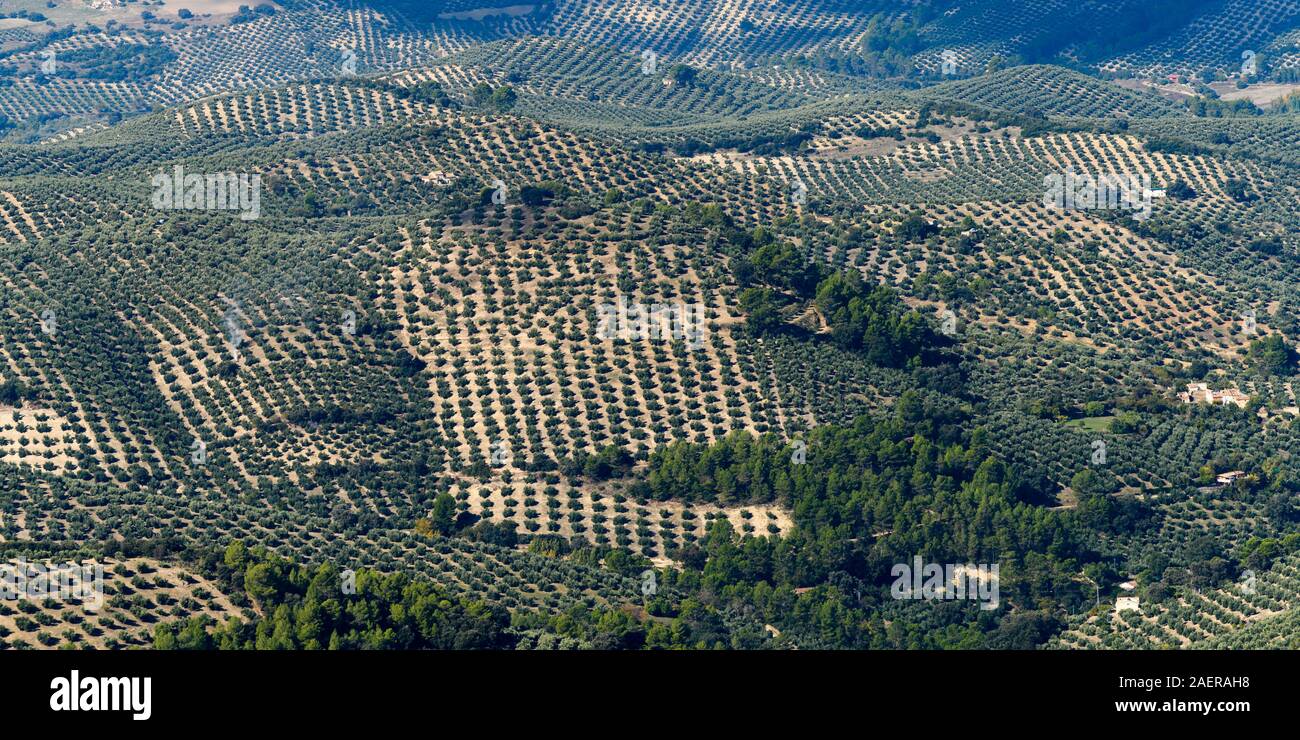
<box><xmin>2</xmin><ymin>0</ymin><xmax>1300</xmax><ymax>654</ymax></box>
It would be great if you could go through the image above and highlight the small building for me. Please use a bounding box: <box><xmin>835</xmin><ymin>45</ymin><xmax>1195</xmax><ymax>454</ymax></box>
<box><xmin>1119</xmin><ymin>580</ymin><xmax>1137</xmax><ymax>592</ymax></box>
<box><xmin>1258</xmin><ymin>406</ymin><xmax>1299</xmax><ymax>421</ymax></box>
<box><xmin>1216</xmin><ymin>470</ymin><xmax>1248</xmax><ymax>486</ymax></box>
<box><xmin>1217</xmin><ymin>389</ymin><xmax>1250</xmax><ymax>408</ymax></box>
<box><xmin>1116</xmin><ymin>596</ymin><xmax>1140</xmax><ymax>612</ymax></box>
<box><xmin>1180</xmin><ymin>383</ymin><xmax>1249</xmax><ymax>409</ymax></box>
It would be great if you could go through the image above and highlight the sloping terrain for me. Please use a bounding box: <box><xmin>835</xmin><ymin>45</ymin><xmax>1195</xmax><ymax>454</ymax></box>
<box><xmin>2</xmin><ymin>0</ymin><xmax>1300</xmax><ymax>651</ymax></box>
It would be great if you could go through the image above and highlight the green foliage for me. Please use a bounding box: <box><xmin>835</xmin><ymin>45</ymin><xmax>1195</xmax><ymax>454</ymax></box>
<box><xmin>1249</xmin><ymin>335</ymin><xmax>1295</xmax><ymax>376</ymax></box>
<box><xmin>155</xmin><ymin>547</ymin><xmax>512</xmax><ymax>650</ymax></box>
<box><xmin>815</xmin><ymin>272</ymin><xmax>934</xmax><ymax>368</ymax></box>
<box><xmin>1224</xmin><ymin>178</ymin><xmax>1256</xmax><ymax>203</ymax></box>
<box><xmin>471</xmin><ymin>82</ymin><xmax>518</xmax><ymax>112</ymax></box>
<box><xmin>43</xmin><ymin>44</ymin><xmax>178</xmax><ymax>82</ymax></box>
<box><xmin>401</xmin><ymin>81</ymin><xmax>459</xmax><ymax>109</ymax></box>
<box><xmin>5</xmin><ymin>0</ymin><xmax>1299</xmax><ymax>654</ymax></box>
<box><xmin>894</xmin><ymin>211</ymin><xmax>938</xmax><ymax>243</ymax></box>
<box><xmin>629</xmin><ymin>394</ymin><xmax>1138</xmax><ymax>647</ymax></box>
<box><xmin>519</xmin><ymin>180</ymin><xmax>567</xmax><ymax>207</ymax></box>
<box><xmin>0</xmin><ymin>379</ymin><xmax>36</xmax><ymax>406</ymax></box>
<box><xmin>1166</xmin><ymin>179</ymin><xmax>1197</xmax><ymax>200</ymax></box>
<box><xmin>430</xmin><ymin>493</ymin><xmax>457</xmax><ymax>535</ymax></box>
<box><xmin>738</xmin><ymin>287</ymin><xmax>784</xmax><ymax>335</ymax></box>
<box><xmin>561</xmin><ymin>444</ymin><xmax>634</xmax><ymax>480</ymax></box>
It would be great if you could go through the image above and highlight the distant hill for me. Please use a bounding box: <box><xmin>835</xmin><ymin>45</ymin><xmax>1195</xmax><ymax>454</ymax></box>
<box><xmin>913</xmin><ymin>65</ymin><xmax>1184</xmax><ymax>119</ymax></box>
